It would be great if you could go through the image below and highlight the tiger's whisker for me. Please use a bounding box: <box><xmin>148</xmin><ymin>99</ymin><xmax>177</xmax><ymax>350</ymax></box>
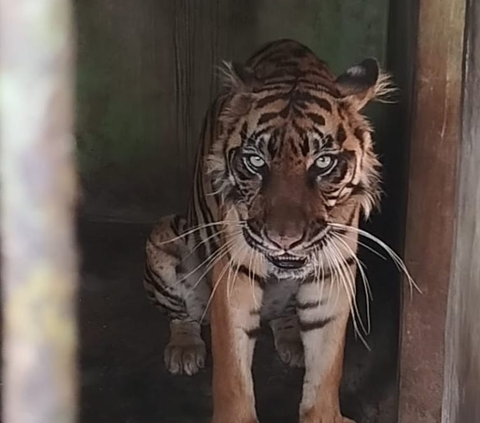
<box><xmin>183</xmin><ymin>235</ymin><xmax>240</xmax><ymax>293</ymax></box>
<box><xmin>330</xmin><ymin>223</ymin><xmax>422</xmax><ymax>297</ymax></box>
<box><xmin>227</xmin><ymin>245</ymin><xmax>249</xmax><ymax>305</ymax></box>
<box><xmin>156</xmin><ymin>220</ymin><xmax>246</xmax><ymax>245</ymax></box>
<box><xmin>329</xmin><ymin>240</ymin><xmax>370</xmax><ymax>343</ymax></box>
<box><xmin>331</xmin><ymin>233</ymin><xmax>373</xmax><ymax>334</ymax></box>
<box><xmin>200</xmin><ymin>235</ymin><xmax>245</xmax><ymax>324</ymax></box>
<box><xmin>200</xmin><ymin>252</ymin><xmax>236</xmax><ymax>324</ymax></box>
<box><xmin>325</xmin><ymin>240</ymin><xmax>370</xmax><ymax>349</ymax></box>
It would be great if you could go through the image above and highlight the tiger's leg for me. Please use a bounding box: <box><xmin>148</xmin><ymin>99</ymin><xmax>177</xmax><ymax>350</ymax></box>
<box><xmin>210</xmin><ymin>258</ymin><xmax>264</xmax><ymax>423</ymax></box>
<box><xmin>296</xmin><ymin>275</ymin><xmax>356</xmax><ymax>423</ymax></box>
<box><xmin>269</xmin><ymin>304</ymin><xmax>304</xmax><ymax>367</ymax></box>
<box><xmin>144</xmin><ymin>215</ymin><xmax>208</xmax><ymax>376</ymax></box>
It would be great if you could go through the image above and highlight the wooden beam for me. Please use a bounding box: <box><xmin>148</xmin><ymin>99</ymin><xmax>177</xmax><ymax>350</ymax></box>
<box><xmin>443</xmin><ymin>0</ymin><xmax>480</xmax><ymax>420</ymax></box>
<box><xmin>397</xmin><ymin>0</ymin><xmax>466</xmax><ymax>421</ymax></box>
<box><xmin>0</xmin><ymin>1</ymin><xmax>78</xmax><ymax>422</ymax></box>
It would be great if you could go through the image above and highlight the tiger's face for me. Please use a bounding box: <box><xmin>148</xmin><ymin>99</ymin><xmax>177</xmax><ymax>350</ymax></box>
<box><xmin>208</xmin><ymin>41</ymin><xmax>390</xmax><ymax>279</ymax></box>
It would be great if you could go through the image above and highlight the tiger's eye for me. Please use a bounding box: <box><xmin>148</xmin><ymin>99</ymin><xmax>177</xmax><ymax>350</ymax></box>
<box><xmin>248</xmin><ymin>155</ymin><xmax>265</xmax><ymax>168</ymax></box>
<box><xmin>316</xmin><ymin>155</ymin><xmax>333</xmax><ymax>169</ymax></box>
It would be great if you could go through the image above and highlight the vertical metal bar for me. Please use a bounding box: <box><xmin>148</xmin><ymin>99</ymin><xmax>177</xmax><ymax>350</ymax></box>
<box><xmin>0</xmin><ymin>1</ymin><xmax>77</xmax><ymax>423</ymax></box>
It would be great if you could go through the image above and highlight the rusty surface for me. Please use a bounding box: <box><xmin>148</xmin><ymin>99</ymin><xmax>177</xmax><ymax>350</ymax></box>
<box><xmin>397</xmin><ymin>0</ymin><xmax>466</xmax><ymax>422</ymax></box>
<box><xmin>0</xmin><ymin>1</ymin><xmax>77</xmax><ymax>422</ymax></box>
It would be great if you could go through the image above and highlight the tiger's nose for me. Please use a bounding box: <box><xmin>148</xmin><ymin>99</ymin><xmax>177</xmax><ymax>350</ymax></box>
<box><xmin>265</xmin><ymin>226</ymin><xmax>305</xmax><ymax>250</ymax></box>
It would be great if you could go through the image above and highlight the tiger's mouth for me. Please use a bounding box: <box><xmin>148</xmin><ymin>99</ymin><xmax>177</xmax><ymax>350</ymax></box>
<box><xmin>242</xmin><ymin>226</ymin><xmax>308</xmax><ymax>271</ymax></box>
<box><xmin>266</xmin><ymin>254</ymin><xmax>307</xmax><ymax>270</ymax></box>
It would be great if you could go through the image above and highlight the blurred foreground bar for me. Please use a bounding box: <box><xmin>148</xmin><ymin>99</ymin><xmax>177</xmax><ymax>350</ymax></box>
<box><xmin>0</xmin><ymin>1</ymin><xmax>78</xmax><ymax>423</ymax></box>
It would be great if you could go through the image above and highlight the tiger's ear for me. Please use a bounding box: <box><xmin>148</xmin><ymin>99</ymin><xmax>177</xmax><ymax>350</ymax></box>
<box><xmin>219</xmin><ymin>61</ymin><xmax>260</xmax><ymax>118</ymax></box>
<box><xmin>336</xmin><ymin>58</ymin><xmax>394</xmax><ymax>111</ymax></box>
<box><xmin>219</xmin><ymin>61</ymin><xmax>260</xmax><ymax>92</ymax></box>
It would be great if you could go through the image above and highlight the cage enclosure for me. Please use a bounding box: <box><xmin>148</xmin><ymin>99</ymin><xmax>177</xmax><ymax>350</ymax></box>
<box><xmin>2</xmin><ymin>0</ymin><xmax>477</xmax><ymax>422</ymax></box>
<box><xmin>75</xmin><ymin>1</ymin><xmax>420</xmax><ymax>422</ymax></box>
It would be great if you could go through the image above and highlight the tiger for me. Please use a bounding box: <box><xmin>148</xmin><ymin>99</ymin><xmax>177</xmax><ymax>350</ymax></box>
<box><xmin>143</xmin><ymin>39</ymin><xmax>392</xmax><ymax>423</ymax></box>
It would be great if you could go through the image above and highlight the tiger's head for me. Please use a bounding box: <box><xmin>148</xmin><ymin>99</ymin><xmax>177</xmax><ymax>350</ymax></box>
<box><xmin>208</xmin><ymin>40</ymin><xmax>392</xmax><ymax>279</ymax></box>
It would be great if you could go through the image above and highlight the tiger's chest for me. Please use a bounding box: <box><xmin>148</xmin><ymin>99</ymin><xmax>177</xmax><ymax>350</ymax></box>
<box><xmin>260</xmin><ymin>277</ymin><xmax>300</xmax><ymax>321</ymax></box>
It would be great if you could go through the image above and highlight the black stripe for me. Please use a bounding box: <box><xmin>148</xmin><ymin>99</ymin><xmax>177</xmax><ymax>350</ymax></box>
<box><xmin>144</xmin><ymin>265</ymin><xmax>184</xmax><ymax>305</ymax></box>
<box><xmin>244</xmin><ymin>326</ymin><xmax>262</xmax><ymax>338</ymax></box>
<box><xmin>296</xmin><ymin>300</ymin><xmax>320</xmax><ymax>310</ymax></box>
<box><xmin>154</xmin><ymin>297</ymin><xmax>184</xmax><ymax>314</ymax></box>
<box><xmin>189</xmin><ymin>107</ymin><xmax>213</xmax><ymax>228</ymax></box>
<box><xmin>255</xmin><ymin>92</ymin><xmax>286</xmax><ymax>108</ymax></box>
<box><xmin>279</xmin><ymin>105</ymin><xmax>291</xmax><ymax>118</ymax></box>
<box><xmin>267</xmin><ymin>135</ymin><xmax>279</xmax><ymax>157</ymax></box>
<box><xmin>247</xmin><ymin>39</ymin><xmax>294</xmax><ymax>66</ymax></box>
<box><xmin>195</xmin><ymin>174</ymin><xmax>215</xmax><ymax>243</ymax></box>
<box><xmin>251</xmin><ymin>126</ymin><xmax>274</xmax><ymax>139</ymax></box>
<box><xmin>354</xmin><ymin>127</ymin><xmax>365</xmax><ymax>147</ymax></box>
<box><xmin>303</xmin><ymin>256</ymin><xmax>356</xmax><ymax>283</ymax></box>
<box><xmin>193</xmin><ymin>230</ymin><xmax>209</xmax><ymax>266</ymax></box>
<box><xmin>300</xmin><ymin>134</ymin><xmax>310</xmax><ymax>156</ymax></box>
<box><xmin>253</xmin><ymin>83</ymin><xmax>290</xmax><ymax>93</ymax></box>
<box><xmin>275</xmin><ymin>59</ymin><xmax>301</xmax><ymax>68</ymax></box>
<box><xmin>268</xmin><ymin>68</ymin><xmax>303</xmax><ymax>79</ymax></box>
<box><xmin>302</xmin><ymin>267</ymin><xmax>333</xmax><ymax>283</ymax></box>
<box><xmin>147</xmin><ymin>236</ymin><xmax>181</xmax><ymax>265</ymax></box>
<box><xmin>351</xmin><ymin>183</ymin><xmax>366</xmax><ymax>197</ymax></box>
<box><xmin>144</xmin><ymin>283</ymin><xmax>184</xmax><ymax>313</ymax></box>
<box><xmin>336</xmin><ymin>123</ymin><xmax>347</xmax><ymax>144</ymax></box>
<box><xmin>322</xmin><ymin>134</ymin><xmax>335</xmax><ymax>149</ymax></box>
<box><xmin>297</xmin><ymin>80</ymin><xmax>340</xmax><ymax>98</ymax></box>
<box><xmin>311</xmin><ymin>127</ymin><xmax>325</xmax><ymax>146</ymax></box>
<box><xmin>324</xmin><ymin>193</ymin><xmax>340</xmax><ymax>202</ymax></box>
<box><xmin>299</xmin><ymin>317</ymin><xmax>333</xmax><ymax>332</ymax></box>
<box><xmin>261</xmin><ymin>75</ymin><xmax>297</xmax><ymax>87</ymax></box>
<box><xmin>348</xmin><ymin>155</ymin><xmax>359</xmax><ymax>193</ymax></box>
<box><xmin>345</xmin><ymin>209</ymin><xmax>357</xmax><ymax>227</ymax></box>
<box><xmin>337</xmin><ymin>255</ymin><xmax>356</xmax><ymax>271</ymax></box>
<box><xmin>295</xmin><ymin>92</ymin><xmax>332</xmax><ymax>112</ymax></box>
<box><xmin>307</xmin><ymin>113</ymin><xmax>325</xmax><ymax>126</ymax></box>
<box><xmin>291</xmin><ymin>119</ymin><xmax>305</xmax><ymax>136</ymax></box>
<box><xmin>238</xmin><ymin>265</ymin><xmax>266</xmax><ymax>289</ymax></box>
<box><xmin>258</xmin><ymin>112</ymin><xmax>278</xmax><ymax>125</ymax></box>
<box><xmin>328</xmin><ymin>161</ymin><xmax>349</xmax><ymax>186</ymax></box>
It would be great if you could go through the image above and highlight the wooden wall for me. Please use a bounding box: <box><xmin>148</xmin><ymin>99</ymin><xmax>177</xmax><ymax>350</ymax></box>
<box><xmin>443</xmin><ymin>0</ymin><xmax>480</xmax><ymax>420</ymax></box>
<box><xmin>74</xmin><ymin>0</ymin><xmax>390</xmax><ymax>222</ymax></box>
<box><xmin>395</xmin><ymin>0</ymin><xmax>466</xmax><ymax>419</ymax></box>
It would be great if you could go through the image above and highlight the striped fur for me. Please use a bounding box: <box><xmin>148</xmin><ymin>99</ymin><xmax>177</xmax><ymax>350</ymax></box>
<box><xmin>144</xmin><ymin>39</ymin><xmax>389</xmax><ymax>422</ymax></box>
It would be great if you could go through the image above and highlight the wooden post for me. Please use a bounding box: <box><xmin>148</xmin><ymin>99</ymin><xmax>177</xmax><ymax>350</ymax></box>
<box><xmin>0</xmin><ymin>1</ymin><xmax>77</xmax><ymax>423</ymax></box>
<box><xmin>397</xmin><ymin>0</ymin><xmax>466</xmax><ymax>422</ymax></box>
<box><xmin>443</xmin><ymin>0</ymin><xmax>480</xmax><ymax>420</ymax></box>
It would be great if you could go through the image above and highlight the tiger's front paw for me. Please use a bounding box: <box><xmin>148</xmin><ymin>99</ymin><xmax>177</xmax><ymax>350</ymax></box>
<box><xmin>165</xmin><ymin>320</ymin><xmax>206</xmax><ymax>375</ymax></box>
<box><xmin>164</xmin><ymin>337</ymin><xmax>206</xmax><ymax>375</ymax></box>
